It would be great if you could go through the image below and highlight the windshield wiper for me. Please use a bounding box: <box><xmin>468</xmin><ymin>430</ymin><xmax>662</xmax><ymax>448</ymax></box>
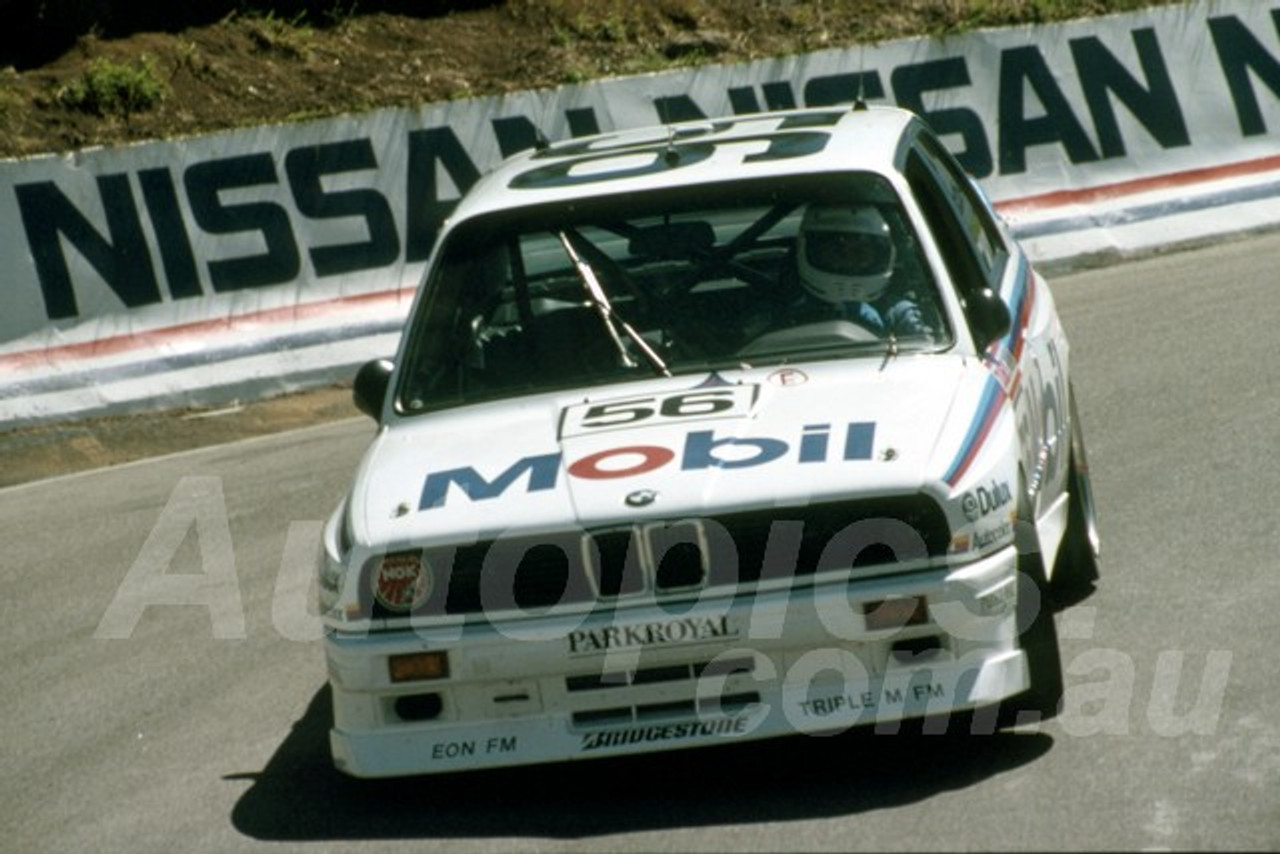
<box><xmin>556</xmin><ymin>230</ymin><xmax>670</xmax><ymax>377</ymax></box>
<box><xmin>880</xmin><ymin>332</ymin><xmax>899</xmax><ymax>371</ymax></box>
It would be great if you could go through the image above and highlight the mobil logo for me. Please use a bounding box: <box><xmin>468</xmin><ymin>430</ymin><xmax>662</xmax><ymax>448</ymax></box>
<box><xmin>418</xmin><ymin>422</ymin><xmax>876</xmax><ymax>510</ymax></box>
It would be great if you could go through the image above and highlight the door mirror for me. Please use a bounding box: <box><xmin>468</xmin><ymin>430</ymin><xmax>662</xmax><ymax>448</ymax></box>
<box><xmin>353</xmin><ymin>358</ymin><xmax>394</xmax><ymax>421</ymax></box>
<box><xmin>965</xmin><ymin>288</ymin><xmax>1012</xmax><ymax>353</ymax></box>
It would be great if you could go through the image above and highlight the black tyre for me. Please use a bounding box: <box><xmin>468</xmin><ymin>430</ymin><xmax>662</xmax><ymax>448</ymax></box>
<box><xmin>1004</xmin><ymin>532</ymin><xmax>1065</xmax><ymax>728</ymax></box>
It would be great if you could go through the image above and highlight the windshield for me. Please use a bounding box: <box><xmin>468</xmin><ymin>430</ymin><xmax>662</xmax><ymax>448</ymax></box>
<box><xmin>396</xmin><ymin>173</ymin><xmax>950</xmax><ymax>415</ymax></box>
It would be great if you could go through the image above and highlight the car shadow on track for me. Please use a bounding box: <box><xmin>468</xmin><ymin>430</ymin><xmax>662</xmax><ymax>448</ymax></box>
<box><xmin>229</xmin><ymin>685</ymin><xmax>1052</xmax><ymax>842</ymax></box>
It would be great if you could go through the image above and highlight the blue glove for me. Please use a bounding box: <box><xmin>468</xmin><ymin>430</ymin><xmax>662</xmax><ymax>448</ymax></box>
<box><xmin>845</xmin><ymin>301</ymin><xmax>887</xmax><ymax>334</ymax></box>
<box><xmin>884</xmin><ymin>299</ymin><xmax>930</xmax><ymax>335</ymax></box>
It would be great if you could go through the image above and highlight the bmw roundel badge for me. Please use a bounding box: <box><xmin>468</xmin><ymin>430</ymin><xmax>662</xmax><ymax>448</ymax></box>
<box><xmin>625</xmin><ymin>489</ymin><xmax>658</xmax><ymax>508</ymax></box>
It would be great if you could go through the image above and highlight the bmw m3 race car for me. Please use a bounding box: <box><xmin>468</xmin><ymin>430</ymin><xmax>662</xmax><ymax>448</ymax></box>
<box><xmin>318</xmin><ymin>103</ymin><xmax>1101</xmax><ymax>778</ymax></box>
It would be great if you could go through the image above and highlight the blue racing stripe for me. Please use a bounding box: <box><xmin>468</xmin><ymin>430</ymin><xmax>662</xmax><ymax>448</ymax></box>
<box><xmin>941</xmin><ymin>254</ymin><xmax>1031</xmax><ymax>487</ymax></box>
<box><xmin>943</xmin><ymin>375</ymin><xmax>1004</xmax><ymax>487</ymax></box>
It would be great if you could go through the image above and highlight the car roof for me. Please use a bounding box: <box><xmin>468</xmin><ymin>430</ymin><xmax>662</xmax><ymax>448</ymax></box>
<box><xmin>449</xmin><ymin>104</ymin><xmax>920</xmax><ymax>223</ymax></box>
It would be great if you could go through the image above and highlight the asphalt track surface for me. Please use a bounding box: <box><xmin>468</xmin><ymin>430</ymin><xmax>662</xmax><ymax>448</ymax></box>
<box><xmin>3</xmin><ymin>232</ymin><xmax>1279</xmax><ymax>853</ymax></box>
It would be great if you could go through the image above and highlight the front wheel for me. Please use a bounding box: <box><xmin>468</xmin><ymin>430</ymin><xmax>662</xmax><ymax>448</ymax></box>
<box><xmin>1005</xmin><ymin>538</ymin><xmax>1065</xmax><ymax>728</ymax></box>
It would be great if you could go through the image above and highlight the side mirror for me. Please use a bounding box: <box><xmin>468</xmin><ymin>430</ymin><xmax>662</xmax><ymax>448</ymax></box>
<box><xmin>353</xmin><ymin>358</ymin><xmax>394</xmax><ymax>421</ymax></box>
<box><xmin>965</xmin><ymin>288</ymin><xmax>1012</xmax><ymax>353</ymax></box>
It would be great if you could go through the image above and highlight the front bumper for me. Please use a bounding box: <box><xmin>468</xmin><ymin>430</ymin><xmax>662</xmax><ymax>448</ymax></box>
<box><xmin>325</xmin><ymin>545</ymin><xmax>1025</xmax><ymax>778</ymax></box>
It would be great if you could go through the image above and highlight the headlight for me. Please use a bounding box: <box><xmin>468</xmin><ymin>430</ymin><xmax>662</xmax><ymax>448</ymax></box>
<box><xmin>318</xmin><ymin>498</ymin><xmax>353</xmax><ymax>617</ymax></box>
<box><xmin>318</xmin><ymin>551</ymin><xmax>347</xmax><ymax>616</ymax></box>
<box><xmin>338</xmin><ymin>502</ymin><xmax>354</xmax><ymax>556</ymax></box>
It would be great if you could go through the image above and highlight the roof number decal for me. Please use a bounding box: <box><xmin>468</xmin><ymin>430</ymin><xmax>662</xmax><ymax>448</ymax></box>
<box><xmin>510</xmin><ymin>131</ymin><xmax>832</xmax><ymax>190</ymax></box>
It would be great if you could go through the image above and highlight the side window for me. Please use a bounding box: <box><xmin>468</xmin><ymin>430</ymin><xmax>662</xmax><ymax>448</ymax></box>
<box><xmin>906</xmin><ymin>133</ymin><xmax>1008</xmax><ymax>297</ymax></box>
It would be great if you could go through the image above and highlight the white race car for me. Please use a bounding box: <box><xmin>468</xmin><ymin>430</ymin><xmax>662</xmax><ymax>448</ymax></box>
<box><xmin>318</xmin><ymin>104</ymin><xmax>1101</xmax><ymax>778</ymax></box>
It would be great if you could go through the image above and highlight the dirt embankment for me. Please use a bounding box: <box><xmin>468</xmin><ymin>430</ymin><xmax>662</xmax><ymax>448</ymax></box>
<box><xmin>1</xmin><ymin>0</ymin><xmax>1173</xmax><ymax>158</ymax></box>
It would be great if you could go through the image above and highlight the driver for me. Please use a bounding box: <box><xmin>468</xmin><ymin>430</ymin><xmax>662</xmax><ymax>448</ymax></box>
<box><xmin>789</xmin><ymin>203</ymin><xmax>931</xmax><ymax>337</ymax></box>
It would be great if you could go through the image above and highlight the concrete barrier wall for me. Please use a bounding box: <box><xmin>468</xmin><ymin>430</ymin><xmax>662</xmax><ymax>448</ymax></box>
<box><xmin>2</xmin><ymin>0</ymin><xmax>1278</xmax><ymax>427</ymax></box>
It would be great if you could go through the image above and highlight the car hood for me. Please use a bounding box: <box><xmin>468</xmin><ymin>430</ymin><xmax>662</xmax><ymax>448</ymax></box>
<box><xmin>351</xmin><ymin>356</ymin><xmax>976</xmax><ymax>546</ymax></box>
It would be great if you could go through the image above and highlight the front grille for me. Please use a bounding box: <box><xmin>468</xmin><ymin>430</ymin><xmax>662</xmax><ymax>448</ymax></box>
<box><xmin>446</xmin><ymin>531</ymin><xmax>596</xmax><ymax>613</ymax></box>
<box><xmin>363</xmin><ymin>495</ymin><xmax>950</xmax><ymax>620</ymax></box>
<box><xmin>592</xmin><ymin>527</ymin><xmax>647</xmax><ymax>597</ymax></box>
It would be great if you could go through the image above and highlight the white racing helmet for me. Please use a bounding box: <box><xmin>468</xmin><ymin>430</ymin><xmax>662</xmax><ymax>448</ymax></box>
<box><xmin>797</xmin><ymin>204</ymin><xmax>896</xmax><ymax>303</ymax></box>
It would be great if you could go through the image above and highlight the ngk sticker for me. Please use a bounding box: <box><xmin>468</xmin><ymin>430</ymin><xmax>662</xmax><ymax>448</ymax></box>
<box><xmin>372</xmin><ymin>551</ymin><xmax>431</xmax><ymax>612</ymax></box>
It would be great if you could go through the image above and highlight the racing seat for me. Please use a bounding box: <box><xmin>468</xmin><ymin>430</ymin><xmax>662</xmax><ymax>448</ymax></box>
<box><xmin>527</xmin><ymin>305</ymin><xmax>626</xmax><ymax>380</ymax></box>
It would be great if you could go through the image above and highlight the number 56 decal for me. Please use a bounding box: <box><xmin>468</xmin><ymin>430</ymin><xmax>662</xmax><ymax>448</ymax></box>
<box><xmin>560</xmin><ymin>386</ymin><xmax>758</xmax><ymax>438</ymax></box>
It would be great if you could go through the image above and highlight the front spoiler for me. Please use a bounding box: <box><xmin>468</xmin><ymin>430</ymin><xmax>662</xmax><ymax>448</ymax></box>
<box><xmin>326</xmin><ymin>546</ymin><xmax>1026</xmax><ymax>778</ymax></box>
